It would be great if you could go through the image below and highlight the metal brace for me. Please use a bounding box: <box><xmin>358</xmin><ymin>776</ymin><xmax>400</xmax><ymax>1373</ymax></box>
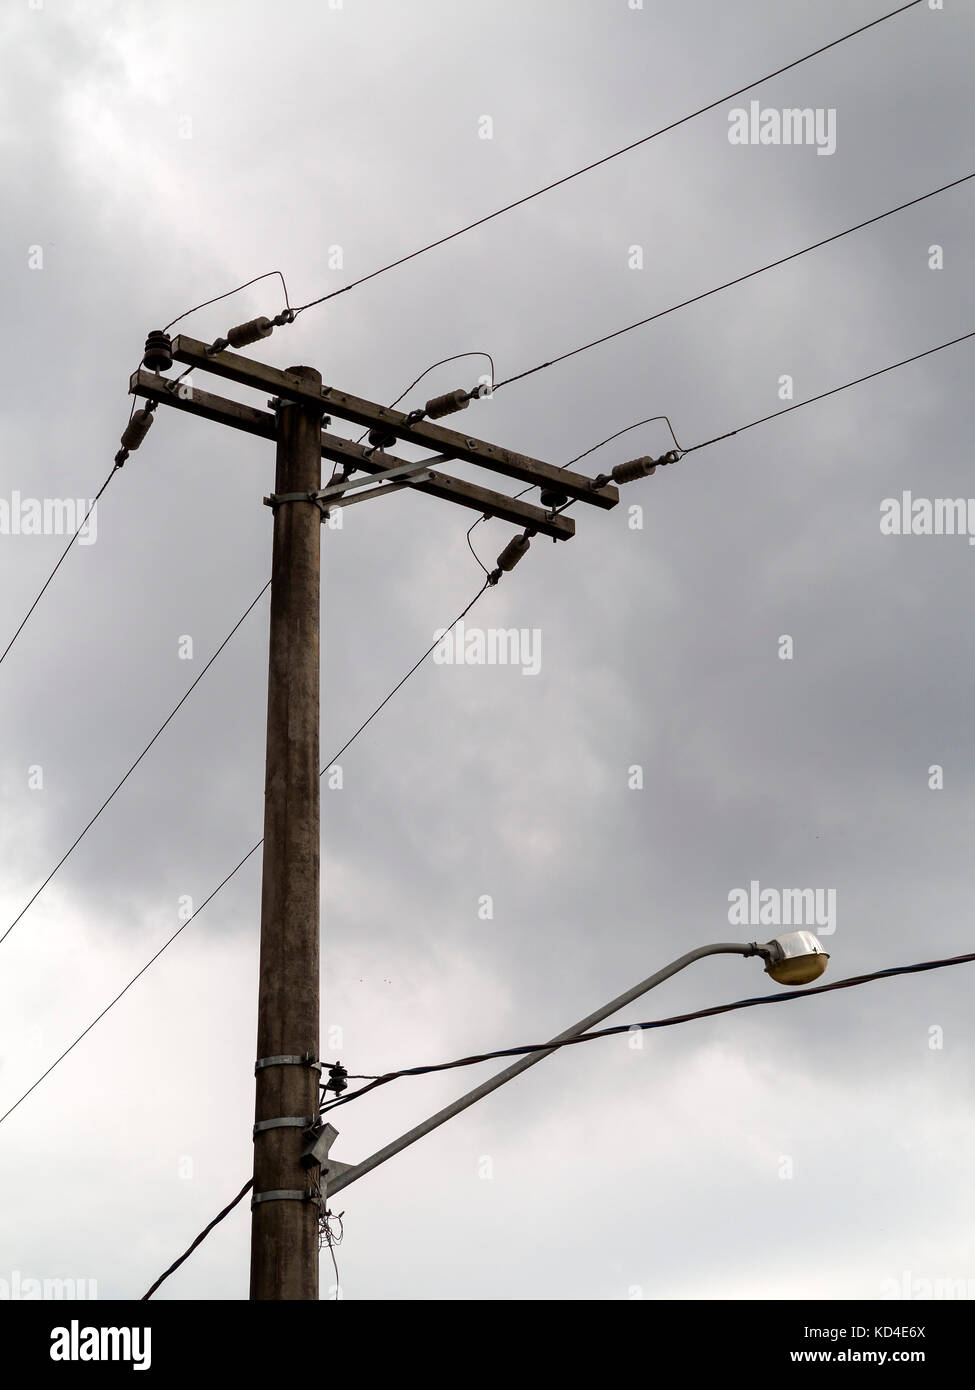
<box><xmin>266</xmin><ymin>397</ymin><xmax>331</xmax><ymax>428</ymax></box>
<box><xmin>251</xmin><ymin>1188</ymin><xmax>321</xmax><ymax>1209</ymax></box>
<box><xmin>254</xmin><ymin>1053</ymin><xmax>323</xmax><ymax>1076</ymax></box>
<box><xmin>263</xmin><ymin>453</ymin><xmax>448</xmax><ymax>519</ymax></box>
<box><xmin>324</xmin><ymin>473</ymin><xmax>435</xmax><ymax>511</ymax></box>
<box><xmin>317</xmin><ymin>454</ymin><xmax>452</xmax><ymax>500</ymax></box>
<box><xmin>253</xmin><ymin>1115</ymin><xmax>316</xmax><ymax>1138</ymax></box>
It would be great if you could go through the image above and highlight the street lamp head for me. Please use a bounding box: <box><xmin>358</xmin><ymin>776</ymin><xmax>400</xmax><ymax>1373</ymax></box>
<box><xmin>763</xmin><ymin>930</ymin><xmax>829</xmax><ymax>986</ymax></box>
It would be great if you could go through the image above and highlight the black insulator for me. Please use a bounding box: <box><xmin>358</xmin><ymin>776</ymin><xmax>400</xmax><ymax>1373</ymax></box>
<box><xmin>611</xmin><ymin>455</ymin><xmax>657</xmax><ymax>485</ymax></box>
<box><xmin>142</xmin><ymin>329</ymin><xmax>173</xmax><ymax>373</ymax></box>
<box><xmin>367</xmin><ymin>426</ymin><xmax>397</xmax><ymax>451</ymax></box>
<box><xmin>227</xmin><ymin>316</ymin><xmax>273</xmax><ymax>348</ymax></box>
<box><xmin>424</xmin><ymin>388</ymin><xmax>470</xmax><ymax>420</ymax></box>
<box><xmin>539</xmin><ymin>486</ymin><xmax>568</xmax><ymax>509</ymax></box>
<box><xmin>119</xmin><ymin>409</ymin><xmax>154</xmax><ymax>451</ymax></box>
<box><xmin>496</xmin><ymin>533</ymin><xmax>531</xmax><ymax>572</ymax></box>
<box><xmin>325</xmin><ymin>1063</ymin><xmax>348</xmax><ymax>1096</ymax></box>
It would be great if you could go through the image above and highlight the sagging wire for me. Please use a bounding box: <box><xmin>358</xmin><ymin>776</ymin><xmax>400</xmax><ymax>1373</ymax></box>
<box><xmin>353</xmin><ymin>351</ymin><xmax>496</xmax><ymax>468</ymax></box>
<box><xmin>0</xmin><ymin>391</ymin><xmax>159</xmax><ymax>673</ymax></box>
<box><xmin>680</xmin><ymin>330</ymin><xmax>975</xmax><ymax>457</ymax></box>
<box><xmin>139</xmin><ymin>944</ymin><xmax>975</xmax><ymax>1299</ymax></box>
<box><xmin>319</xmin><ymin>1204</ymin><xmax>345</xmax><ymax>1299</ymax></box>
<box><xmin>492</xmin><ymin>170</ymin><xmax>974</xmax><ymax>394</ymax></box>
<box><xmin>557</xmin><ymin>327</ymin><xmax>975</xmax><ymax>522</ymax></box>
<box><xmin>0</xmin><ymin>564</ymin><xmax>529</xmax><ymax>1129</ymax></box>
<box><xmin>0</xmin><ymin>580</ymin><xmax>272</xmax><ymax>949</ymax></box>
<box><xmin>318</xmin><ymin>949</ymin><xmax>975</xmax><ymax>1117</ymax></box>
<box><xmin>288</xmin><ymin>2</ymin><xmax>926</xmax><ymax>317</ymax></box>
<box><xmin>163</xmin><ymin>270</ymin><xmax>292</xmax><ymax>333</ymax></box>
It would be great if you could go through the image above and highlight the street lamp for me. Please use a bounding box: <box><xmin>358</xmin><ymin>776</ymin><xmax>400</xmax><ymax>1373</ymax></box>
<box><xmin>322</xmin><ymin>933</ymin><xmax>830</xmax><ymax>1198</ymax></box>
<box><xmin>763</xmin><ymin>930</ymin><xmax>830</xmax><ymax>985</ymax></box>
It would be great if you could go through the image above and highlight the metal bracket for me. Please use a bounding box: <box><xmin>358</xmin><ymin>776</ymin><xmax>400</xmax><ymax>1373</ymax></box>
<box><xmin>254</xmin><ymin>1053</ymin><xmax>323</xmax><ymax>1076</ymax></box>
<box><xmin>317</xmin><ymin>454</ymin><xmax>451</xmax><ymax>499</ymax></box>
<box><xmin>263</xmin><ymin>453</ymin><xmax>447</xmax><ymax>517</ymax></box>
<box><xmin>263</xmin><ymin>491</ymin><xmax>328</xmax><ymax>512</ymax></box>
<box><xmin>324</xmin><ymin>474</ymin><xmax>434</xmax><ymax>511</ymax></box>
<box><xmin>251</xmin><ymin>1188</ymin><xmax>320</xmax><ymax>1209</ymax></box>
<box><xmin>321</xmin><ymin>1158</ymin><xmax>356</xmax><ymax>1184</ymax></box>
<box><xmin>253</xmin><ymin>1115</ymin><xmax>316</xmax><ymax>1138</ymax></box>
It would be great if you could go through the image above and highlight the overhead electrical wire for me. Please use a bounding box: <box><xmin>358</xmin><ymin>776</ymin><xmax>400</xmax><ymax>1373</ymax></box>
<box><xmin>12</xmin><ymin>157</ymin><xmax>957</xmax><ymax>681</ymax></box>
<box><xmin>5</xmin><ymin>316</ymin><xmax>972</xmax><ymax>1129</ymax></box>
<box><xmin>291</xmin><ymin>0</ymin><xmax>925</xmax><ymax>316</ymax></box>
<box><xmin>140</xmin><ymin>1178</ymin><xmax>254</xmax><ymax>1301</ymax></box>
<box><xmin>353</xmin><ymin>350</ymin><xmax>495</xmax><ymax>444</ymax></box>
<box><xmin>552</xmin><ymin>327</ymin><xmax>975</xmax><ymax>509</ymax></box>
<box><xmin>0</xmin><ymin>386</ymin><xmax>164</xmax><ymax>672</ymax></box>
<box><xmin>140</xmin><ymin>946</ymin><xmax>975</xmax><ymax>1299</ymax></box>
<box><xmin>0</xmin><ymin>578</ymin><xmax>494</xmax><ymax>1128</ymax></box>
<box><xmin>0</xmin><ymin>582</ymin><xmax>272</xmax><ymax>950</ymax></box>
<box><xmin>17</xmin><ymin>8</ymin><xmax>928</xmax><ymax>679</ymax></box>
<box><xmin>0</xmin><ymin>272</ymin><xmax>292</xmax><ymax>678</ymax></box>
<box><xmin>4</xmin><ymin>0</ymin><xmax>949</xmax><ymax>1281</ymax></box>
<box><xmin>163</xmin><ymin>270</ymin><xmax>292</xmax><ymax>333</ymax></box>
<box><xmin>492</xmin><ymin>171</ymin><xmax>975</xmax><ymax>391</ymax></box>
<box><xmin>680</xmin><ymin>329</ymin><xmax>975</xmax><ymax>456</ymax></box>
<box><xmin>320</xmin><ymin>950</ymin><xmax>975</xmax><ymax>1111</ymax></box>
<box><xmin>0</xmin><ymin>462</ymin><xmax>122</xmax><ymax>672</ymax></box>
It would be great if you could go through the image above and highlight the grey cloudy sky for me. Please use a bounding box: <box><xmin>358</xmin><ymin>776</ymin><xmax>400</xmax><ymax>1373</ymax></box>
<box><xmin>1</xmin><ymin>0</ymin><xmax>974</xmax><ymax>1301</ymax></box>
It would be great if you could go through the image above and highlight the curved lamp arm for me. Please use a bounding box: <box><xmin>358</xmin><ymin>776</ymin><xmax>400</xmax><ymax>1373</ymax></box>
<box><xmin>326</xmin><ymin>940</ymin><xmax>769</xmax><ymax>1198</ymax></box>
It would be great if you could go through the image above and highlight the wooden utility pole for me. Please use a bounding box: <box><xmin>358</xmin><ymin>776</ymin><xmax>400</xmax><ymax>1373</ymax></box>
<box><xmin>131</xmin><ymin>329</ymin><xmax>627</xmax><ymax>1299</ymax></box>
<box><xmin>250</xmin><ymin>366</ymin><xmax>324</xmax><ymax>1301</ymax></box>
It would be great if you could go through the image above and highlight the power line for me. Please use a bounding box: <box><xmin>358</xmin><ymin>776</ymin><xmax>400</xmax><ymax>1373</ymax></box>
<box><xmin>569</xmin><ymin>416</ymin><xmax>682</xmax><ymax>467</ymax></box>
<box><xmin>322</xmin><ymin>578</ymin><xmax>491</xmax><ymax>770</ymax></box>
<box><xmin>480</xmin><ymin>328</ymin><xmax>975</xmax><ymax>547</ymax></box>
<box><xmin>353</xmin><ymin>350</ymin><xmax>495</xmax><ymax>445</ymax></box>
<box><xmin>0</xmin><ymin>581</ymin><xmax>271</xmax><ymax>950</ymax></box>
<box><xmin>1</xmin><ymin>387</ymin><xmax>163</xmax><ymax>673</ymax></box>
<box><xmin>546</xmin><ymin>328</ymin><xmax>975</xmax><ymax>505</ymax></box>
<box><xmin>682</xmin><ymin>329</ymin><xmax>975</xmax><ymax>455</ymax></box>
<box><xmin>465</xmin><ymin>321</ymin><xmax>975</xmax><ymax>591</ymax></box>
<box><xmin>163</xmin><ymin>270</ymin><xmax>292</xmax><ymax>333</ymax></box>
<box><xmin>140</xmin><ymin>1177</ymin><xmax>253</xmax><ymax>1301</ymax></box>
<box><xmin>320</xmin><ymin>949</ymin><xmax>975</xmax><ymax>1111</ymax></box>
<box><xmin>292</xmin><ymin>1</ymin><xmax>923</xmax><ymax>316</ymax></box>
<box><xmin>0</xmin><ymin>578</ymin><xmax>494</xmax><ymax>1129</ymax></box>
<box><xmin>493</xmin><ymin>171</ymin><xmax>974</xmax><ymax>390</ymax></box>
<box><xmin>139</xmin><ymin>946</ymin><xmax>974</xmax><ymax>1298</ymax></box>
<box><xmin>0</xmin><ymin>462</ymin><xmax>120</xmax><ymax>672</ymax></box>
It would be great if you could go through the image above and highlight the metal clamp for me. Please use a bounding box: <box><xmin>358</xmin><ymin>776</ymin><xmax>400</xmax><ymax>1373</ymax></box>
<box><xmin>263</xmin><ymin>490</ymin><xmax>327</xmax><ymax>509</ymax></box>
<box><xmin>253</xmin><ymin>1115</ymin><xmax>316</xmax><ymax>1138</ymax></box>
<box><xmin>254</xmin><ymin>1053</ymin><xmax>323</xmax><ymax>1076</ymax></box>
<box><xmin>251</xmin><ymin>1188</ymin><xmax>320</xmax><ymax>1209</ymax></box>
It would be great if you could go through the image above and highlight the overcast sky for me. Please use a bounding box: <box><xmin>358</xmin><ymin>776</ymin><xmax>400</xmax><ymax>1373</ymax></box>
<box><xmin>1</xmin><ymin>0</ymin><xmax>974</xmax><ymax>1302</ymax></box>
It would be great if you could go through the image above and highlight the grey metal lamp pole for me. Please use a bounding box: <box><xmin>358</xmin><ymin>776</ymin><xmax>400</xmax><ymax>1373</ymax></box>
<box><xmin>324</xmin><ymin>931</ymin><xmax>829</xmax><ymax>1199</ymax></box>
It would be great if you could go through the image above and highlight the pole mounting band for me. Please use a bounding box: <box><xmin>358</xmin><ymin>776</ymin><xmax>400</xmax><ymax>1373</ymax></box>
<box><xmin>251</xmin><ymin>1188</ymin><xmax>320</xmax><ymax>1209</ymax></box>
<box><xmin>262</xmin><ymin>491</ymin><xmax>331</xmax><ymax>522</ymax></box>
<box><xmin>253</xmin><ymin>1116</ymin><xmax>316</xmax><ymax>1138</ymax></box>
<box><xmin>254</xmin><ymin>1053</ymin><xmax>323</xmax><ymax>1076</ymax></box>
